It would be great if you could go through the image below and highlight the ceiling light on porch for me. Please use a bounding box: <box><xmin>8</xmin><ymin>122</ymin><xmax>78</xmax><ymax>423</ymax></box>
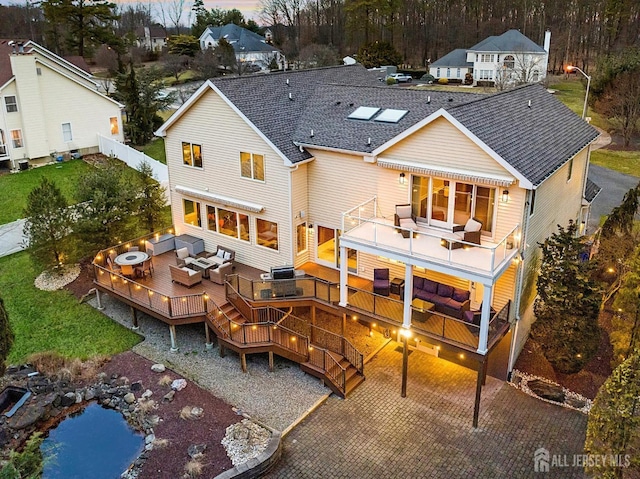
<box><xmin>400</xmin><ymin>327</ymin><xmax>411</xmax><ymax>338</ymax></box>
<box><xmin>501</xmin><ymin>189</ymin><xmax>510</xmax><ymax>203</ymax></box>
<box><xmin>399</xmin><ymin>172</ymin><xmax>406</xmax><ymax>185</ymax></box>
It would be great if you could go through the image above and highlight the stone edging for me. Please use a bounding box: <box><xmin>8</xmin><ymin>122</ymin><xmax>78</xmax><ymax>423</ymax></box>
<box><xmin>509</xmin><ymin>369</ymin><xmax>592</xmax><ymax>414</ymax></box>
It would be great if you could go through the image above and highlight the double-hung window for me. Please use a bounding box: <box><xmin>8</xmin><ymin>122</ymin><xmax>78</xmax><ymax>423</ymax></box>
<box><xmin>183</xmin><ymin>199</ymin><xmax>202</xmax><ymax>227</ymax></box>
<box><xmin>182</xmin><ymin>142</ymin><xmax>203</xmax><ymax>168</ymax></box>
<box><xmin>62</xmin><ymin>123</ymin><xmax>73</xmax><ymax>142</ymax></box>
<box><xmin>10</xmin><ymin>129</ymin><xmax>23</xmax><ymax>148</ymax></box>
<box><xmin>206</xmin><ymin>205</ymin><xmax>250</xmax><ymax>241</ymax></box>
<box><xmin>240</xmin><ymin>152</ymin><xmax>265</xmax><ymax>181</ymax></box>
<box><xmin>4</xmin><ymin>96</ymin><xmax>17</xmax><ymax>113</ymax></box>
<box><xmin>0</xmin><ymin>130</ymin><xmax>6</xmax><ymax>156</ymax></box>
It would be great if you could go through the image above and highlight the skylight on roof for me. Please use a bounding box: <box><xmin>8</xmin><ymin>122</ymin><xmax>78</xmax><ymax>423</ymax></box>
<box><xmin>348</xmin><ymin>106</ymin><xmax>380</xmax><ymax>120</ymax></box>
<box><xmin>374</xmin><ymin>109</ymin><xmax>409</xmax><ymax>123</ymax></box>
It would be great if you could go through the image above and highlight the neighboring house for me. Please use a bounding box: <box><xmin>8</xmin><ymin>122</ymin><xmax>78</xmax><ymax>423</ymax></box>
<box><xmin>155</xmin><ymin>64</ymin><xmax>599</xmax><ymax>389</ymax></box>
<box><xmin>198</xmin><ymin>24</ymin><xmax>285</xmax><ymax>69</ymax></box>
<box><xmin>430</xmin><ymin>30</ymin><xmax>551</xmax><ymax>85</ymax></box>
<box><xmin>0</xmin><ymin>39</ymin><xmax>124</xmax><ymax>168</ymax></box>
<box><xmin>135</xmin><ymin>25</ymin><xmax>168</xmax><ymax>52</ymax></box>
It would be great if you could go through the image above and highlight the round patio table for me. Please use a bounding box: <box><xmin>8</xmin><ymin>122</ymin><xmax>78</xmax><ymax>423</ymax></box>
<box><xmin>114</xmin><ymin>251</ymin><xmax>149</xmax><ymax>266</ymax></box>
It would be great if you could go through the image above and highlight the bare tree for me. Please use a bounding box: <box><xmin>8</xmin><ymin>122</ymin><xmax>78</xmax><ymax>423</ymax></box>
<box><xmin>156</xmin><ymin>0</ymin><xmax>186</xmax><ymax>35</ymax></box>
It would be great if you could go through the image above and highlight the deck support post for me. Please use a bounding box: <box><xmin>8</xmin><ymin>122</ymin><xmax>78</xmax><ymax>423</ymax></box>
<box><xmin>268</xmin><ymin>351</ymin><xmax>274</xmax><ymax>372</ymax></box>
<box><xmin>342</xmin><ymin>313</ymin><xmax>347</xmax><ymax>337</ymax></box>
<box><xmin>169</xmin><ymin>324</ymin><xmax>178</xmax><ymax>352</ymax></box>
<box><xmin>401</xmin><ymin>333</ymin><xmax>409</xmax><ymax>397</ymax></box>
<box><xmin>477</xmin><ymin>284</ymin><xmax>493</xmax><ymax>354</ymax></box>
<box><xmin>473</xmin><ymin>358</ymin><xmax>486</xmax><ymax>428</ymax></box>
<box><xmin>311</xmin><ymin>306</ymin><xmax>316</xmax><ymax>344</ymax></box>
<box><xmin>219</xmin><ymin>345</ymin><xmax>226</xmax><ymax>358</ymax></box>
<box><xmin>95</xmin><ymin>289</ymin><xmax>104</xmax><ymax>310</ymax></box>
<box><xmin>402</xmin><ymin>265</ymin><xmax>413</xmax><ymax>328</ymax></box>
<box><xmin>205</xmin><ymin>324</ymin><xmax>212</xmax><ymax>349</ymax></box>
<box><xmin>130</xmin><ymin>306</ymin><xmax>139</xmax><ymax>330</ymax></box>
<box><xmin>240</xmin><ymin>353</ymin><xmax>247</xmax><ymax>373</ymax></box>
<box><xmin>338</xmin><ymin>246</ymin><xmax>348</xmax><ymax>306</ymax></box>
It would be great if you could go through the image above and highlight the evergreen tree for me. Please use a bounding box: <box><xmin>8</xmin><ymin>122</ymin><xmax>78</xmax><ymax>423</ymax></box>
<box><xmin>610</xmin><ymin>245</ymin><xmax>640</xmax><ymax>366</ymax></box>
<box><xmin>585</xmin><ymin>354</ymin><xmax>640</xmax><ymax>478</ymax></box>
<box><xmin>356</xmin><ymin>41</ymin><xmax>402</xmax><ymax>68</ymax></box>
<box><xmin>22</xmin><ymin>177</ymin><xmax>74</xmax><ymax>269</ymax></box>
<box><xmin>215</xmin><ymin>38</ymin><xmax>236</xmax><ymax>71</ymax></box>
<box><xmin>0</xmin><ymin>296</ymin><xmax>14</xmax><ymax>377</ymax></box>
<box><xmin>531</xmin><ymin>221</ymin><xmax>601</xmax><ymax>373</ymax></box>
<box><xmin>135</xmin><ymin>160</ymin><xmax>167</xmax><ymax>233</ymax></box>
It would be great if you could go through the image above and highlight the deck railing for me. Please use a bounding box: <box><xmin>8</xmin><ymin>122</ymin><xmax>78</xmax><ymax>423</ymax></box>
<box><xmin>92</xmin><ymin>227</ymin><xmax>211</xmax><ymax>320</ymax></box>
<box><xmin>308</xmin><ymin>346</ymin><xmax>346</xmax><ymax>390</ymax></box>
<box><xmin>341</xmin><ymin>196</ymin><xmax>521</xmax><ymax>275</ymax></box>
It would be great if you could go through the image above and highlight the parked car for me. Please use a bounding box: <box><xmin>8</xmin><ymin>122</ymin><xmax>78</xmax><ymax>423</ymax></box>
<box><xmin>388</xmin><ymin>73</ymin><xmax>412</xmax><ymax>83</ymax></box>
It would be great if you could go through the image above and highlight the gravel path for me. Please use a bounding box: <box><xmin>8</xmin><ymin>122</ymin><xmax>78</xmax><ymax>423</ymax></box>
<box><xmin>89</xmin><ymin>294</ymin><xmax>329</xmax><ymax>432</ymax></box>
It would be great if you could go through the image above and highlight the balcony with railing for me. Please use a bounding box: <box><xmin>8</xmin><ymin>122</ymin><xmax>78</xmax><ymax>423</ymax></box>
<box><xmin>341</xmin><ymin>197</ymin><xmax>521</xmax><ymax>281</ymax></box>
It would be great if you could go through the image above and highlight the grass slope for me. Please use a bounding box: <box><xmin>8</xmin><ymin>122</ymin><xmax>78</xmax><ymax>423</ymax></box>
<box><xmin>142</xmin><ymin>137</ymin><xmax>167</xmax><ymax>164</ymax></box>
<box><xmin>0</xmin><ymin>159</ymin><xmax>91</xmax><ymax>225</ymax></box>
<box><xmin>0</xmin><ymin>252</ymin><xmax>140</xmax><ymax>363</ymax></box>
<box><xmin>591</xmin><ymin>149</ymin><xmax>640</xmax><ymax>177</ymax></box>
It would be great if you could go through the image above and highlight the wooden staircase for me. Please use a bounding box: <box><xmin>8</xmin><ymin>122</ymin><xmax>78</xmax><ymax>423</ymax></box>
<box><xmin>206</xmin><ymin>301</ymin><xmax>365</xmax><ymax>398</ymax></box>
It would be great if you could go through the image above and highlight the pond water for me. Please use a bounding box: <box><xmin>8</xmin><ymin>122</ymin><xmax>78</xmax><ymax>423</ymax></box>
<box><xmin>41</xmin><ymin>402</ymin><xmax>144</xmax><ymax>479</ymax></box>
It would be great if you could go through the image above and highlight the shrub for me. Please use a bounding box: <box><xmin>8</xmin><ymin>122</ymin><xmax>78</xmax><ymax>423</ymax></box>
<box><xmin>437</xmin><ymin>77</ymin><xmax>449</xmax><ymax>85</ymax></box>
<box><xmin>421</xmin><ymin>73</ymin><xmax>435</xmax><ymax>83</ymax></box>
<box><xmin>386</xmin><ymin>77</ymin><xmax>397</xmax><ymax>85</ymax></box>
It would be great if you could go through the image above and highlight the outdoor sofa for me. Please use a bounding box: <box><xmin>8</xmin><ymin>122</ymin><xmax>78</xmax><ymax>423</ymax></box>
<box><xmin>169</xmin><ymin>264</ymin><xmax>202</xmax><ymax>288</ymax></box>
<box><xmin>413</xmin><ymin>276</ymin><xmax>471</xmax><ymax>319</ymax></box>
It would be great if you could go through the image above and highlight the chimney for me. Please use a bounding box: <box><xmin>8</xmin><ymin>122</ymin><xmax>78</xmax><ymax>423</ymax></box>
<box><xmin>543</xmin><ymin>30</ymin><xmax>551</xmax><ymax>53</ymax></box>
<box><xmin>18</xmin><ymin>42</ymin><xmax>24</xmax><ymax>54</ymax></box>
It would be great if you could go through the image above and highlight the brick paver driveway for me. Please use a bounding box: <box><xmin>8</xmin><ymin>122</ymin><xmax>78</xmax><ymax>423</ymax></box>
<box><xmin>267</xmin><ymin>342</ymin><xmax>587</xmax><ymax>478</ymax></box>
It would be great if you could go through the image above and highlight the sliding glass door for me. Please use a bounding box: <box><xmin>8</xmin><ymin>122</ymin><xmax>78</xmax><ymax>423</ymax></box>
<box><xmin>316</xmin><ymin>226</ymin><xmax>357</xmax><ymax>272</ymax></box>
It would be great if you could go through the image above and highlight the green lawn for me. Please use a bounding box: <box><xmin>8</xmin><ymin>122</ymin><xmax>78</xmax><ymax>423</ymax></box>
<box><xmin>0</xmin><ymin>159</ymin><xmax>92</xmax><ymax>225</ymax></box>
<box><xmin>548</xmin><ymin>78</ymin><xmax>609</xmax><ymax>130</ymax></box>
<box><xmin>590</xmin><ymin>149</ymin><xmax>640</xmax><ymax>177</ymax></box>
<box><xmin>141</xmin><ymin>137</ymin><xmax>167</xmax><ymax>164</ymax></box>
<box><xmin>0</xmin><ymin>252</ymin><xmax>141</xmax><ymax>363</ymax></box>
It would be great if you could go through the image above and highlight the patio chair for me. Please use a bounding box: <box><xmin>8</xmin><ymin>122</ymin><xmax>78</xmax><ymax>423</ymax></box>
<box><xmin>135</xmin><ymin>258</ymin><xmax>153</xmax><ymax>279</ymax></box>
<box><xmin>373</xmin><ymin>268</ymin><xmax>390</xmax><ymax>296</ymax></box>
<box><xmin>441</xmin><ymin>218</ymin><xmax>483</xmax><ymax>249</ymax></box>
<box><xmin>129</xmin><ymin>246</ymin><xmax>139</xmax><ymax>251</ymax></box>
<box><xmin>209</xmin><ymin>262</ymin><xmax>233</xmax><ymax>285</ymax></box>
<box><xmin>106</xmin><ymin>256</ymin><xmax>121</xmax><ymax>273</ymax></box>
<box><xmin>120</xmin><ymin>264</ymin><xmax>135</xmax><ymax>278</ymax></box>
<box><xmin>175</xmin><ymin>247</ymin><xmax>195</xmax><ymax>267</ymax></box>
<box><xmin>394</xmin><ymin>204</ymin><xmax>418</xmax><ymax>238</ymax></box>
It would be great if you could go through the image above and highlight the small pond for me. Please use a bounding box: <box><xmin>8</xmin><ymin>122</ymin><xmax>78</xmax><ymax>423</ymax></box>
<box><xmin>41</xmin><ymin>402</ymin><xmax>144</xmax><ymax>479</ymax></box>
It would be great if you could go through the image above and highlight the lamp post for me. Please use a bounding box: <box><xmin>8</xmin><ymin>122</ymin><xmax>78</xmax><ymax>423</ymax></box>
<box><xmin>566</xmin><ymin>65</ymin><xmax>591</xmax><ymax>120</ymax></box>
<box><xmin>400</xmin><ymin>327</ymin><xmax>411</xmax><ymax>397</ymax></box>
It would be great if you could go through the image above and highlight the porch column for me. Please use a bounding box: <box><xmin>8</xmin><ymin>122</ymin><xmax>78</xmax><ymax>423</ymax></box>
<box><xmin>169</xmin><ymin>325</ymin><xmax>178</xmax><ymax>352</ymax></box>
<box><xmin>477</xmin><ymin>284</ymin><xmax>493</xmax><ymax>354</ymax></box>
<box><xmin>339</xmin><ymin>246</ymin><xmax>348</xmax><ymax>306</ymax></box>
<box><xmin>402</xmin><ymin>265</ymin><xmax>413</xmax><ymax>328</ymax></box>
<box><xmin>95</xmin><ymin>289</ymin><xmax>104</xmax><ymax>310</ymax></box>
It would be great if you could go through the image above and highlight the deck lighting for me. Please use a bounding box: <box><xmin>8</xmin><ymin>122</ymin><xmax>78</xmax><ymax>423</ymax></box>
<box><xmin>607</xmin><ymin>267</ymin><xmax>615</xmax><ymax>273</ymax></box>
<box><xmin>501</xmin><ymin>189</ymin><xmax>509</xmax><ymax>203</ymax></box>
<box><xmin>400</xmin><ymin>327</ymin><xmax>411</xmax><ymax>338</ymax></box>
<box><xmin>399</xmin><ymin>172</ymin><xmax>406</xmax><ymax>185</ymax></box>
<box><xmin>459</xmin><ymin>353</ymin><xmax>465</xmax><ymax>359</ymax></box>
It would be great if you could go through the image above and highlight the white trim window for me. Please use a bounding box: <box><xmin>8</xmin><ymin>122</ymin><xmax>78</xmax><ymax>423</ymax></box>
<box><xmin>62</xmin><ymin>122</ymin><xmax>73</xmax><ymax>142</ymax></box>
<box><xmin>110</xmin><ymin>117</ymin><xmax>119</xmax><ymax>135</ymax></box>
<box><xmin>10</xmin><ymin>129</ymin><xmax>23</xmax><ymax>148</ymax></box>
<box><xmin>503</xmin><ymin>55</ymin><xmax>515</xmax><ymax>69</ymax></box>
<box><xmin>4</xmin><ymin>96</ymin><xmax>18</xmax><ymax>113</ymax></box>
<box><xmin>182</xmin><ymin>142</ymin><xmax>203</xmax><ymax>168</ymax></box>
<box><xmin>296</xmin><ymin>222</ymin><xmax>307</xmax><ymax>254</ymax></box>
<box><xmin>257</xmin><ymin>219</ymin><xmax>278</xmax><ymax>250</ymax></box>
<box><xmin>480</xmin><ymin>54</ymin><xmax>494</xmax><ymax>63</ymax></box>
<box><xmin>0</xmin><ymin>129</ymin><xmax>7</xmax><ymax>156</ymax></box>
<box><xmin>240</xmin><ymin>152</ymin><xmax>265</xmax><ymax>181</ymax></box>
<box><xmin>183</xmin><ymin>199</ymin><xmax>202</xmax><ymax>227</ymax></box>
<box><xmin>206</xmin><ymin>205</ymin><xmax>250</xmax><ymax>241</ymax></box>
<box><xmin>479</xmin><ymin>70</ymin><xmax>494</xmax><ymax>80</ymax></box>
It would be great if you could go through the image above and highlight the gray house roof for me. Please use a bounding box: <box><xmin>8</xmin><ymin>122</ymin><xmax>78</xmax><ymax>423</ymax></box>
<box><xmin>468</xmin><ymin>29</ymin><xmax>545</xmax><ymax>53</ymax></box>
<box><xmin>584</xmin><ymin>178</ymin><xmax>602</xmax><ymax>203</ymax></box>
<box><xmin>202</xmin><ymin>24</ymin><xmax>280</xmax><ymax>54</ymax></box>
<box><xmin>430</xmin><ymin>49</ymin><xmax>473</xmax><ymax>68</ymax></box>
<box><xmin>208</xmin><ymin>65</ymin><xmax>597</xmax><ymax>188</ymax></box>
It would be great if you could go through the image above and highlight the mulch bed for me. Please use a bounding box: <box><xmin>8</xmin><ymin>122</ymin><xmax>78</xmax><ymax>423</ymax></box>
<box><xmin>514</xmin><ymin>309</ymin><xmax>615</xmax><ymax>400</ymax></box>
<box><xmin>101</xmin><ymin>352</ymin><xmax>239</xmax><ymax>479</ymax></box>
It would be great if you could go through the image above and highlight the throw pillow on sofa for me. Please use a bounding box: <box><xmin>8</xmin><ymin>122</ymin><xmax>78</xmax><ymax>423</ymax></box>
<box><xmin>452</xmin><ymin>288</ymin><xmax>470</xmax><ymax>302</ymax></box>
<box><xmin>437</xmin><ymin>283</ymin><xmax>454</xmax><ymax>298</ymax></box>
<box><xmin>424</xmin><ymin>279</ymin><xmax>438</xmax><ymax>294</ymax></box>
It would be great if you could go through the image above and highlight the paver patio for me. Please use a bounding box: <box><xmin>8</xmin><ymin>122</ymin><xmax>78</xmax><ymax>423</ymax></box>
<box><xmin>266</xmin><ymin>342</ymin><xmax>587</xmax><ymax>478</ymax></box>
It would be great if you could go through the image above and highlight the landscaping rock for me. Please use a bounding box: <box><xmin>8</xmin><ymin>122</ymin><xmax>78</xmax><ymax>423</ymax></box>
<box><xmin>145</xmin><ymin>433</ymin><xmax>155</xmax><ymax>445</ymax></box>
<box><xmin>162</xmin><ymin>390</ymin><xmax>175</xmax><ymax>403</ymax></box>
<box><xmin>565</xmin><ymin>396</ymin><xmax>587</xmax><ymax>409</ymax></box>
<box><xmin>188</xmin><ymin>443</ymin><xmax>207</xmax><ymax>458</ymax></box>
<box><xmin>190</xmin><ymin>407</ymin><xmax>204</xmax><ymax>419</ymax></box>
<box><xmin>60</xmin><ymin>392</ymin><xmax>76</xmax><ymax>407</ymax></box>
<box><xmin>130</xmin><ymin>381</ymin><xmax>143</xmax><ymax>392</ymax></box>
<box><xmin>141</xmin><ymin>389</ymin><xmax>153</xmax><ymax>399</ymax></box>
<box><xmin>124</xmin><ymin>393</ymin><xmax>136</xmax><ymax>404</ymax></box>
<box><xmin>171</xmin><ymin>379</ymin><xmax>187</xmax><ymax>391</ymax></box>
<box><xmin>528</xmin><ymin>379</ymin><xmax>565</xmax><ymax>403</ymax></box>
<box><xmin>84</xmin><ymin>388</ymin><xmax>96</xmax><ymax>401</ymax></box>
<box><xmin>7</xmin><ymin>403</ymin><xmax>46</xmax><ymax>430</ymax></box>
<box><xmin>151</xmin><ymin>364</ymin><xmax>166</xmax><ymax>373</ymax></box>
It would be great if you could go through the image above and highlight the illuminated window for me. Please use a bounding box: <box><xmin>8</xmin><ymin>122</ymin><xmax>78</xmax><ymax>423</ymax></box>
<box><xmin>240</xmin><ymin>152</ymin><xmax>264</xmax><ymax>181</ymax></box>
<box><xmin>206</xmin><ymin>205</ymin><xmax>249</xmax><ymax>241</ymax></box>
<box><xmin>110</xmin><ymin>117</ymin><xmax>119</xmax><ymax>135</ymax></box>
<box><xmin>257</xmin><ymin>219</ymin><xmax>278</xmax><ymax>250</ymax></box>
<box><xmin>182</xmin><ymin>142</ymin><xmax>202</xmax><ymax>168</ymax></box>
<box><xmin>297</xmin><ymin>223</ymin><xmax>307</xmax><ymax>254</ymax></box>
<box><xmin>0</xmin><ymin>129</ymin><xmax>6</xmax><ymax>156</ymax></box>
<box><xmin>183</xmin><ymin>199</ymin><xmax>201</xmax><ymax>227</ymax></box>
<box><xmin>10</xmin><ymin>129</ymin><xmax>23</xmax><ymax>148</ymax></box>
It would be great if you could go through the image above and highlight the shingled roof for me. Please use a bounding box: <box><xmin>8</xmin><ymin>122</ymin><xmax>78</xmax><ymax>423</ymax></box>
<box><xmin>584</xmin><ymin>177</ymin><xmax>602</xmax><ymax>203</ymax></box>
<box><xmin>164</xmin><ymin>64</ymin><xmax>598</xmax><ymax>188</ymax></box>
<box><xmin>468</xmin><ymin>29</ymin><xmax>545</xmax><ymax>53</ymax></box>
<box><xmin>430</xmin><ymin>49</ymin><xmax>472</xmax><ymax>68</ymax></box>
<box><xmin>202</xmin><ymin>24</ymin><xmax>281</xmax><ymax>54</ymax></box>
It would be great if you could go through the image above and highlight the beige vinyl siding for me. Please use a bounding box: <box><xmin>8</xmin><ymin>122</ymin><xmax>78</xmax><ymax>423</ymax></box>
<box><xmin>383</xmin><ymin>116</ymin><xmax>511</xmax><ymax>178</ymax></box>
<box><xmin>291</xmin><ymin>163</ymin><xmax>310</xmax><ymax>267</ymax></box>
<box><xmin>0</xmin><ymin>83</ymin><xmax>25</xmax><ymax>160</ymax></box>
<box><xmin>10</xmin><ymin>55</ymin><xmax>48</xmax><ymax>158</ymax></box>
<box><xmin>33</xmin><ymin>55</ymin><xmax>96</xmax><ymax>90</ymax></box>
<box><xmin>38</xmin><ymin>63</ymin><xmax>123</xmax><ymax>152</ymax></box>
<box><xmin>166</xmin><ymin>88</ymin><xmax>292</xmax><ymax>272</ymax></box>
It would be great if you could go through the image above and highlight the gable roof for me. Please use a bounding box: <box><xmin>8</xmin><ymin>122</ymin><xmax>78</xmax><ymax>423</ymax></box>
<box><xmin>201</xmin><ymin>24</ymin><xmax>280</xmax><ymax>54</ymax></box>
<box><xmin>468</xmin><ymin>29</ymin><xmax>545</xmax><ymax>54</ymax></box>
<box><xmin>584</xmin><ymin>177</ymin><xmax>601</xmax><ymax>203</ymax></box>
<box><xmin>430</xmin><ymin>49</ymin><xmax>473</xmax><ymax>68</ymax></box>
<box><xmin>448</xmin><ymin>84</ymin><xmax>598</xmax><ymax>186</ymax></box>
<box><xmin>157</xmin><ymin>65</ymin><xmax>598</xmax><ymax>188</ymax></box>
<box><xmin>63</xmin><ymin>55</ymin><xmax>91</xmax><ymax>74</ymax></box>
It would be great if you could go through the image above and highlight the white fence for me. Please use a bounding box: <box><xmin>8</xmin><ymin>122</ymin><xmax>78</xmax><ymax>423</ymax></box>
<box><xmin>97</xmin><ymin>134</ymin><xmax>170</xmax><ymax>204</ymax></box>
